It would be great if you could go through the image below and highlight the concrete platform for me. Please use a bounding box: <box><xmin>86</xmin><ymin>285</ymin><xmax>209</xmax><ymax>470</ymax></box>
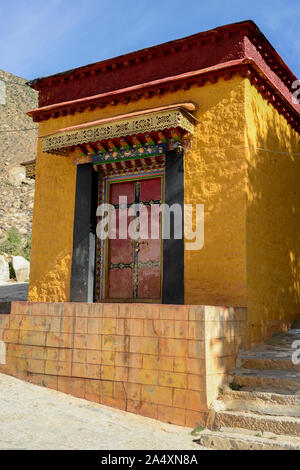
<box><xmin>0</xmin><ymin>283</ymin><xmax>28</xmax><ymax>302</ymax></box>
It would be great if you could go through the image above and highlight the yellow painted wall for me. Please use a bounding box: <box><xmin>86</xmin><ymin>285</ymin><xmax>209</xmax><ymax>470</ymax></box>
<box><xmin>184</xmin><ymin>76</ymin><xmax>247</xmax><ymax>306</ymax></box>
<box><xmin>29</xmin><ymin>76</ymin><xmax>248</xmax><ymax>306</ymax></box>
<box><xmin>27</xmin><ymin>74</ymin><xmax>300</xmax><ymax>355</ymax></box>
<box><xmin>245</xmin><ymin>81</ymin><xmax>300</xmax><ymax>345</ymax></box>
<box><xmin>28</xmin><ymin>136</ymin><xmax>77</xmax><ymax>301</ymax></box>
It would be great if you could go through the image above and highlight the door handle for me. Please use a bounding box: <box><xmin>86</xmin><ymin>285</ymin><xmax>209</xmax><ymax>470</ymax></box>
<box><xmin>131</xmin><ymin>240</ymin><xmax>149</xmax><ymax>246</ymax></box>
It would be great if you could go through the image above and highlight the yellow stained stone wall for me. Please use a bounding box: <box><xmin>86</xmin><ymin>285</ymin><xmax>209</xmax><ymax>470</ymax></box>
<box><xmin>245</xmin><ymin>81</ymin><xmax>300</xmax><ymax>345</ymax></box>
<box><xmin>184</xmin><ymin>76</ymin><xmax>247</xmax><ymax>306</ymax></box>
<box><xmin>29</xmin><ymin>76</ymin><xmax>248</xmax><ymax>304</ymax></box>
<box><xmin>28</xmin><ymin>137</ymin><xmax>77</xmax><ymax>301</ymax></box>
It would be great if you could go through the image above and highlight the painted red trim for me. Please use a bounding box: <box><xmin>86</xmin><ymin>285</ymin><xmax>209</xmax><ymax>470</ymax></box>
<box><xmin>28</xmin><ymin>60</ymin><xmax>243</xmax><ymax>119</ymax></box>
<box><xmin>27</xmin><ymin>20</ymin><xmax>300</xmax><ymax>134</ymax></box>
<box><xmin>30</xmin><ymin>28</ymin><xmax>246</xmax><ymax>108</ymax></box>
<box><xmin>28</xmin><ymin>59</ymin><xmax>300</xmax><ymax>135</ymax></box>
<box><xmin>28</xmin><ymin>20</ymin><xmax>297</xmax><ymax>95</ymax></box>
<box><xmin>28</xmin><ymin>21</ymin><xmax>250</xmax><ymax>87</ymax></box>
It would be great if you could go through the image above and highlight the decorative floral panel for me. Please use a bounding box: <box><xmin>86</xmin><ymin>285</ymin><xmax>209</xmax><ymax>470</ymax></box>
<box><xmin>42</xmin><ymin>108</ymin><xmax>195</xmax><ymax>154</ymax></box>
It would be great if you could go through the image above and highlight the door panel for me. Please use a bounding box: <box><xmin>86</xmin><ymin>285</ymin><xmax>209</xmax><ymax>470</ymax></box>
<box><xmin>110</xmin><ymin>181</ymin><xmax>135</xmax><ymax>204</ymax></box>
<box><xmin>140</xmin><ymin>177</ymin><xmax>161</xmax><ymax>202</ymax></box>
<box><xmin>108</xmin><ymin>268</ymin><xmax>133</xmax><ymax>299</ymax></box>
<box><xmin>138</xmin><ymin>266</ymin><xmax>161</xmax><ymax>299</ymax></box>
<box><xmin>106</xmin><ymin>176</ymin><xmax>162</xmax><ymax>301</ymax></box>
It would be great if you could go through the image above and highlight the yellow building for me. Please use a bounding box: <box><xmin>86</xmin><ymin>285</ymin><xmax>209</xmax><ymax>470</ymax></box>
<box><xmin>27</xmin><ymin>20</ymin><xmax>300</xmax><ymax>347</ymax></box>
<box><xmin>0</xmin><ymin>20</ymin><xmax>299</xmax><ymax>429</ymax></box>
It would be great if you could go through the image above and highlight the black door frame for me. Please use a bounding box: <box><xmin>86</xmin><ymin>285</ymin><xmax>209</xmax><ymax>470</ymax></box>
<box><xmin>70</xmin><ymin>149</ymin><xmax>184</xmax><ymax>304</ymax></box>
<box><xmin>70</xmin><ymin>164</ymin><xmax>98</xmax><ymax>302</ymax></box>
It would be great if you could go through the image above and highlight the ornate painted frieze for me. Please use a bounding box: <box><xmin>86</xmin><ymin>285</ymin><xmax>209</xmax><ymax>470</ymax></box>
<box><xmin>42</xmin><ymin>108</ymin><xmax>194</xmax><ymax>154</ymax></box>
<box><xmin>72</xmin><ymin>129</ymin><xmax>189</xmax><ymax>167</ymax></box>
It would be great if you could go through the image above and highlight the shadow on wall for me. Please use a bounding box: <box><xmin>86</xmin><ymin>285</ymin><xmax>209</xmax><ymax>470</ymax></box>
<box><xmin>246</xmin><ymin>89</ymin><xmax>300</xmax><ymax>346</ymax></box>
<box><xmin>199</xmin><ymin>306</ymin><xmax>248</xmax><ymax>408</ymax></box>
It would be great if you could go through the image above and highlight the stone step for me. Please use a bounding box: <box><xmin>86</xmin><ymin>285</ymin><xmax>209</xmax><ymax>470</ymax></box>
<box><xmin>215</xmin><ymin>410</ymin><xmax>300</xmax><ymax>437</ymax></box>
<box><xmin>239</xmin><ymin>351</ymin><xmax>300</xmax><ymax>372</ymax></box>
<box><xmin>233</xmin><ymin>368</ymin><xmax>300</xmax><ymax>394</ymax></box>
<box><xmin>265</xmin><ymin>329</ymin><xmax>300</xmax><ymax>347</ymax></box>
<box><xmin>220</xmin><ymin>389</ymin><xmax>300</xmax><ymax>417</ymax></box>
<box><xmin>196</xmin><ymin>428</ymin><xmax>300</xmax><ymax>450</ymax></box>
<box><xmin>238</xmin><ymin>332</ymin><xmax>300</xmax><ymax>372</ymax></box>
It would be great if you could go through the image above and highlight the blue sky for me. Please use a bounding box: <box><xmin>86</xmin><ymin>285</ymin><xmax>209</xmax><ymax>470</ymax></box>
<box><xmin>0</xmin><ymin>0</ymin><xmax>299</xmax><ymax>80</ymax></box>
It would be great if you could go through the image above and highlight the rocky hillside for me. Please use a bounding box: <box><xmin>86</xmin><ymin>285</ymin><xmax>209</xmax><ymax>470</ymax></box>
<box><xmin>0</xmin><ymin>70</ymin><xmax>38</xmax><ymax>165</ymax></box>
<box><xmin>0</xmin><ymin>70</ymin><xmax>38</xmax><ymax>247</ymax></box>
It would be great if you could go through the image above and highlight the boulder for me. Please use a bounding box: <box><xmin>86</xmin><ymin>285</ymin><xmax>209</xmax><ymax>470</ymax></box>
<box><xmin>7</xmin><ymin>165</ymin><xmax>26</xmax><ymax>186</ymax></box>
<box><xmin>1</xmin><ymin>253</ymin><xmax>11</xmax><ymax>263</ymax></box>
<box><xmin>0</xmin><ymin>255</ymin><xmax>9</xmax><ymax>282</ymax></box>
<box><xmin>12</xmin><ymin>256</ymin><xmax>30</xmax><ymax>282</ymax></box>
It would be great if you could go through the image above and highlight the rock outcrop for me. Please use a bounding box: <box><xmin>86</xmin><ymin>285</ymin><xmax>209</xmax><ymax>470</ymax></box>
<box><xmin>0</xmin><ymin>70</ymin><xmax>37</xmax><ymax>245</ymax></box>
<box><xmin>12</xmin><ymin>256</ymin><xmax>30</xmax><ymax>282</ymax></box>
<box><xmin>0</xmin><ymin>255</ymin><xmax>9</xmax><ymax>282</ymax></box>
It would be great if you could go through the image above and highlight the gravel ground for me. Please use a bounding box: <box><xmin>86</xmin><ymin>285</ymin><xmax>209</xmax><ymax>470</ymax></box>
<box><xmin>0</xmin><ymin>373</ymin><xmax>207</xmax><ymax>450</ymax></box>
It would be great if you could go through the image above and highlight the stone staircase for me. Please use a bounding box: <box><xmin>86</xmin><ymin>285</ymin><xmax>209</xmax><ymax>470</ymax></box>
<box><xmin>197</xmin><ymin>327</ymin><xmax>300</xmax><ymax>450</ymax></box>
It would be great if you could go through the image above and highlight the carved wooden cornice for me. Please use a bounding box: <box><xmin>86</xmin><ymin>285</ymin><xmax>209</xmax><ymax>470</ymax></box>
<box><xmin>42</xmin><ymin>107</ymin><xmax>195</xmax><ymax>154</ymax></box>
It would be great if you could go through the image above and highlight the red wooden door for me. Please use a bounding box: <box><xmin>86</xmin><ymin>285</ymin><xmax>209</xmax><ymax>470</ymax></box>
<box><xmin>106</xmin><ymin>177</ymin><xmax>162</xmax><ymax>301</ymax></box>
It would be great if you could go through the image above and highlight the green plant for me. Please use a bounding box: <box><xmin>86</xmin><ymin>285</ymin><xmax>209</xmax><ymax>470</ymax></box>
<box><xmin>0</xmin><ymin>227</ymin><xmax>31</xmax><ymax>263</ymax></box>
<box><xmin>0</xmin><ymin>226</ymin><xmax>22</xmax><ymax>256</ymax></box>
<box><xmin>9</xmin><ymin>262</ymin><xmax>16</xmax><ymax>280</ymax></box>
<box><xmin>229</xmin><ymin>381</ymin><xmax>244</xmax><ymax>391</ymax></box>
<box><xmin>22</xmin><ymin>236</ymin><xmax>31</xmax><ymax>261</ymax></box>
<box><xmin>255</xmin><ymin>433</ymin><xmax>262</xmax><ymax>438</ymax></box>
<box><xmin>191</xmin><ymin>425</ymin><xmax>205</xmax><ymax>436</ymax></box>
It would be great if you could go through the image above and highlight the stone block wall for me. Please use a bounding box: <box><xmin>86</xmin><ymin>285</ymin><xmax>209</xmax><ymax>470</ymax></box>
<box><xmin>204</xmin><ymin>306</ymin><xmax>248</xmax><ymax>404</ymax></box>
<box><xmin>0</xmin><ymin>302</ymin><xmax>247</xmax><ymax>427</ymax></box>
